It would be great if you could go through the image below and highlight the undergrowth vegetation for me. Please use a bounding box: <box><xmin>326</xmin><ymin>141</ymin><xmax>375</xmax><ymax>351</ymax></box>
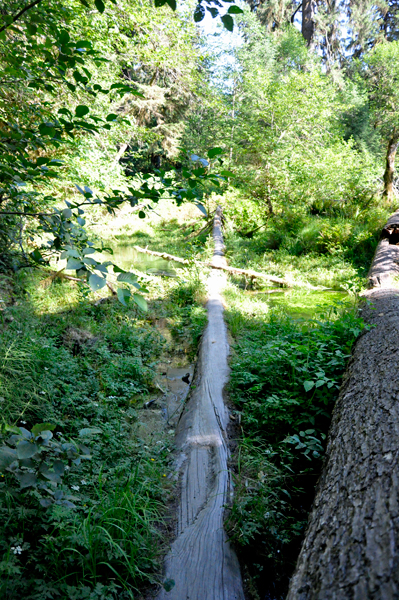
<box><xmin>224</xmin><ymin>287</ymin><xmax>369</xmax><ymax>598</ymax></box>
<box><xmin>0</xmin><ymin>245</ymin><xmax>207</xmax><ymax>599</ymax></box>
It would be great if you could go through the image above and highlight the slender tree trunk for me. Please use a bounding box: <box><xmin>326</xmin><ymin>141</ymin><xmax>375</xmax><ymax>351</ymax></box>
<box><xmin>286</xmin><ymin>210</ymin><xmax>399</xmax><ymax>599</ymax></box>
<box><xmin>383</xmin><ymin>132</ymin><xmax>399</xmax><ymax>203</ymax></box>
<box><xmin>302</xmin><ymin>0</ymin><xmax>315</xmax><ymax>46</ymax></box>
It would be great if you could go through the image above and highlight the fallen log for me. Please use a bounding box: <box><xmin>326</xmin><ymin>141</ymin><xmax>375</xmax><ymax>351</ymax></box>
<box><xmin>133</xmin><ymin>245</ymin><xmax>190</xmax><ymax>265</ymax></box>
<box><xmin>133</xmin><ymin>245</ymin><xmax>293</xmax><ymax>286</ymax></box>
<box><xmin>208</xmin><ymin>262</ymin><xmax>290</xmax><ymax>286</ymax></box>
<box><xmin>156</xmin><ymin>206</ymin><xmax>245</xmax><ymax>600</ymax></box>
<box><xmin>287</xmin><ymin>210</ymin><xmax>399</xmax><ymax>599</ymax></box>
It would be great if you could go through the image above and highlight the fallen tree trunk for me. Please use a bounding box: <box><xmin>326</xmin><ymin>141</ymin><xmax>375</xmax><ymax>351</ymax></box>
<box><xmin>133</xmin><ymin>245</ymin><xmax>293</xmax><ymax>286</ymax></box>
<box><xmin>156</xmin><ymin>207</ymin><xmax>244</xmax><ymax>600</ymax></box>
<box><xmin>287</xmin><ymin>210</ymin><xmax>399</xmax><ymax>599</ymax></box>
<box><xmin>133</xmin><ymin>246</ymin><xmax>190</xmax><ymax>265</ymax></box>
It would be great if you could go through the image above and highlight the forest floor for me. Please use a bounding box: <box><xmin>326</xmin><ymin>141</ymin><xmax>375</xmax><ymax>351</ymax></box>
<box><xmin>0</xmin><ymin>200</ymin><xmax>383</xmax><ymax>599</ymax></box>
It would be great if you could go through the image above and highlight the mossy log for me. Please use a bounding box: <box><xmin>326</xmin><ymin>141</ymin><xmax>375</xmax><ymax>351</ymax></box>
<box><xmin>286</xmin><ymin>210</ymin><xmax>399</xmax><ymax>599</ymax></box>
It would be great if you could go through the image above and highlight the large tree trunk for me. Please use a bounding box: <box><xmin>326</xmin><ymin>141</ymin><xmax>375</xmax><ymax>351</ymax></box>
<box><xmin>302</xmin><ymin>0</ymin><xmax>315</xmax><ymax>46</ymax></box>
<box><xmin>383</xmin><ymin>133</ymin><xmax>399</xmax><ymax>203</ymax></box>
<box><xmin>287</xmin><ymin>210</ymin><xmax>399</xmax><ymax>599</ymax></box>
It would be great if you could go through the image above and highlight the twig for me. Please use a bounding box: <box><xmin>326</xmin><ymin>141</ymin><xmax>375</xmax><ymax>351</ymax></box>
<box><xmin>0</xmin><ymin>0</ymin><xmax>44</xmax><ymax>33</ymax></box>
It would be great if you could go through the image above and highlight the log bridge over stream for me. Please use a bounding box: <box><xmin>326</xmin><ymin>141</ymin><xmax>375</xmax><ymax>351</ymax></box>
<box><xmin>156</xmin><ymin>207</ymin><xmax>245</xmax><ymax>600</ymax></box>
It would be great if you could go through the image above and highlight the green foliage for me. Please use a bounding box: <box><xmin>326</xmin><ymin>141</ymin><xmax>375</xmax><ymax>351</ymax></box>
<box><xmin>226</xmin><ymin>303</ymin><xmax>369</xmax><ymax>596</ymax></box>
<box><xmin>0</xmin><ymin>279</ymin><xmax>169</xmax><ymax>599</ymax></box>
<box><xmin>364</xmin><ymin>41</ymin><xmax>399</xmax><ymax>141</ymax></box>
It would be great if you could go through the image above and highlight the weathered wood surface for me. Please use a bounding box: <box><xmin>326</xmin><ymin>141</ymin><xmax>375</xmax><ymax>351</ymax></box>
<box><xmin>156</xmin><ymin>207</ymin><xmax>244</xmax><ymax>600</ymax></box>
<box><xmin>287</xmin><ymin>212</ymin><xmax>399</xmax><ymax>600</ymax></box>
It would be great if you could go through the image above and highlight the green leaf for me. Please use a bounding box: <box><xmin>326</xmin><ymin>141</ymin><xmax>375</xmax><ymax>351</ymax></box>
<box><xmin>95</xmin><ymin>0</ymin><xmax>105</xmax><ymax>12</ymax></box>
<box><xmin>113</xmin><ymin>265</ymin><xmax>126</xmax><ymax>273</ymax></box>
<box><xmin>206</xmin><ymin>6</ymin><xmax>218</xmax><ymax>17</ymax></box>
<box><xmin>165</xmin><ymin>0</ymin><xmax>177</xmax><ymax>8</ymax></box>
<box><xmin>228</xmin><ymin>5</ymin><xmax>243</xmax><ymax>13</ymax></box>
<box><xmin>221</xmin><ymin>14</ymin><xmax>234</xmax><ymax>31</ymax></box>
<box><xmin>207</xmin><ymin>147</ymin><xmax>224</xmax><ymax>158</ymax></box>
<box><xmin>194</xmin><ymin>4</ymin><xmax>205</xmax><ymax>22</ymax></box>
<box><xmin>17</xmin><ymin>440</ymin><xmax>39</xmax><ymax>459</ymax></box>
<box><xmin>39</xmin><ymin>123</ymin><xmax>55</xmax><ymax>137</ymax></box>
<box><xmin>66</xmin><ymin>249</ymin><xmax>80</xmax><ymax>258</ymax></box>
<box><xmin>304</xmin><ymin>380</ymin><xmax>315</xmax><ymax>392</ymax></box>
<box><xmin>0</xmin><ymin>446</ymin><xmax>17</xmax><ymax>470</ymax></box>
<box><xmin>79</xmin><ymin>427</ymin><xmax>103</xmax><ymax>436</ymax></box>
<box><xmin>117</xmin><ymin>287</ymin><xmax>130</xmax><ymax>306</ymax></box>
<box><xmin>139</xmin><ymin>211</ymin><xmax>146</xmax><ymax>219</ymax></box>
<box><xmin>195</xmin><ymin>203</ymin><xmax>207</xmax><ymax>216</ymax></box>
<box><xmin>163</xmin><ymin>579</ymin><xmax>175</xmax><ymax>592</ymax></box>
<box><xmin>89</xmin><ymin>273</ymin><xmax>106</xmax><ymax>291</ymax></box>
<box><xmin>17</xmin><ymin>472</ymin><xmax>38</xmax><ymax>489</ymax></box>
<box><xmin>117</xmin><ymin>272</ymin><xmax>138</xmax><ymax>285</ymax></box>
<box><xmin>106</xmin><ymin>113</ymin><xmax>118</xmax><ymax>122</ymax></box>
<box><xmin>83</xmin><ymin>257</ymin><xmax>97</xmax><ymax>266</ymax></box>
<box><xmin>220</xmin><ymin>170</ymin><xmax>235</xmax><ymax>177</ymax></box>
<box><xmin>154</xmin><ymin>0</ymin><xmax>167</xmax><ymax>6</ymax></box>
<box><xmin>76</xmin><ymin>40</ymin><xmax>92</xmax><ymax>50</ymax></box>
<box><xmin>133</xmin><ymin>294</ymin><xmax>147</xmax><ymax>312</ymax></box>
<box><xmin>58</xmin><ymin>30</ymin><xmax>70</xmax><ymax>44</ymax></box>
<box><xmin>32</xmin><ymin>423</ymin><xmax>55</xmax><ymax>436</ymax></box>
<box><xmin>82</xmin><ymin>247</ymin><xmax>96</xmax><ymax>255</ymax></box>
<box><xmin>62</xmin><ymin>208</ymin><xmax>72</xmax><ymax>218</ymax></box>
<box><xmin>75</xmin><ymin>105</ymin><xmax>90</xmax><ymax>117</ymax></box>
<box><xmin>53</xmin><ymin>460</ymin><xmax>65</xmax><ymax>476</ymax></box>
<box><xmin>77</xmin><ymin>217</ymin><xmax>86</xmax><ymax>226</ymax></box>
<box><xmin>30</xmin><ymin>249</ymin><xmax>44</xmax><ymax>264</ymax></box>
<box><xmin>27</xmin><ymin>23</ymin><xmax>37</xmax><ymax>35</ymax></box>
<box><xmin>66</xmin><ymin>258</ymin><xmax>84</xmax><ymax>270</ymax></box>
<box><xmin>40</xmin><ymin>498</ymin><xmax>53</xmax><ymax>507</ymax></box>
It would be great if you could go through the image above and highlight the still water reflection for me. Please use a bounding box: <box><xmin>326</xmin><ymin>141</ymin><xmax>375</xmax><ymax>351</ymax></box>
<box><xmin>106</xmin><ymin>244</ymin><xmax>183</xmax><ymax>277</ymax></box>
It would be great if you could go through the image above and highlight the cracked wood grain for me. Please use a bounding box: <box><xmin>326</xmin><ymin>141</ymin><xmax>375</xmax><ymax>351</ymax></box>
<box><xmin>286</xmin><ymin>211</ymin><xmax>399</xmax><ymax>600</ymax></box>
<box><xmin>156</xmin><ymin>207</ymin><xmax>244</xmax><ymax>600</ymax></box>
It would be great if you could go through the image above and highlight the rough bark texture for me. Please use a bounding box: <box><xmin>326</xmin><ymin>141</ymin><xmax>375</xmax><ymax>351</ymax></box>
<box><xmin>302</xmin><ymin>0</ymin><xmax>315</xmax><ymax>46</ymax></box>
<box><xmin>286</xmin><ymin>211</ymin><xmax>399</xmax><ymax>600</ymax></box>
<box><xmin>156</xmin><ymin>207</ymin><xmax>245</xmax><ymax>600</ymax></box>
<box><xmin>383</xmin><ymin>134</ymin><xmax>399</xmax><ymax>203</ymax></box>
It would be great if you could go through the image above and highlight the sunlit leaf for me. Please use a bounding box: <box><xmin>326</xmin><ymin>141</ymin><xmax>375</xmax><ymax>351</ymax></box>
<box><xmin>117</xmin><ymin>287</ymin><xmax>130</xmax><ymax>306</ymax></box>
<box><xmin>89</xmin><ymin>273</ymin><xmax>106</xmax><ymax>291</ymax></box>
<box><xmin>132</xmin><ymin>293</ymin><xmax>147</xmax><ymax>312</ymax></box>
<box><xmin>66</xmin><ymin>258</ymin><xmax>84</xmax><ymax>270</ymax></box>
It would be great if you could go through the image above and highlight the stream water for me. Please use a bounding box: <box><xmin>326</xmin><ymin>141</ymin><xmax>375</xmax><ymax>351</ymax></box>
<box><xmin>106</xmin><ymin>244</ymin><xmax>183</xmax><ymax>277</ymax></box>
<box><xmin>247</xmin><ymin>289</ymin><xmax>351</xmax><ymax>320</ymax></box>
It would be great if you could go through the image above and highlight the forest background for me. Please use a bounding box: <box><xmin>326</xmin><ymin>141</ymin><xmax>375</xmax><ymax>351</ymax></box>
<box><xmin>0</xmin><ymin>0</ymin><xmax>398</xmax><ymax>598</ymax></box>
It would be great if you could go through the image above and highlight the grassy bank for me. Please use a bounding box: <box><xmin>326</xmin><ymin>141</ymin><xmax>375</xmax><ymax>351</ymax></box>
<box><xmin>224</xmin><ymin>285</ymin><xmax>369</xmax><ymax>598</ymax></box>
<box><xmin>0</xmin><ymin>208</ymin><xmax>208</xmax><ymax>599</ymax></box>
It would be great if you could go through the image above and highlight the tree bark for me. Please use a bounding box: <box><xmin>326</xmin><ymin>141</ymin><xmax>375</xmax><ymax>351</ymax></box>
<box><xmin>302</xmin><ymin>0</ymin><xmax>315</xmax><ymax>46</ymax></box>
<box><xmin>286</xmin><ymin>210</ymin><xmax>399</xmax><ymax>599</ymax></box>
<box><xmin>383</xmin><ymin>133</ymin><xmax>399</xmax><ymax>203</ymax></box>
